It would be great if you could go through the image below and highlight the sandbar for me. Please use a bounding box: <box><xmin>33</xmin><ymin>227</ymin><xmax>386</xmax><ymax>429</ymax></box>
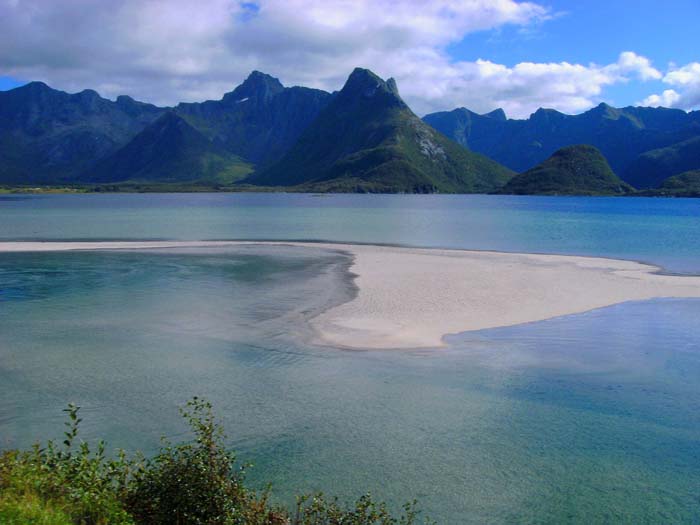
<box><xmin>2</xmin><ymin>241</ymin><xmax>700</xmax><ymax>349</ymax></box>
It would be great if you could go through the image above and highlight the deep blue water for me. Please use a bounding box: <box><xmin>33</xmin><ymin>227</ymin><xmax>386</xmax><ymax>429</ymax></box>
<box><xmin>1</xmin><ymin>194</ymin><xmax>700</xmax><ymax>523</ymax></box>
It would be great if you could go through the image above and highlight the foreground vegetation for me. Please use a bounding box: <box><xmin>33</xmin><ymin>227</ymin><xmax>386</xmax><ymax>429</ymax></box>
<box><xmin>0</xmin><ymin>398</ymin><xmax>430</xmax><ymax>525</ymax></box>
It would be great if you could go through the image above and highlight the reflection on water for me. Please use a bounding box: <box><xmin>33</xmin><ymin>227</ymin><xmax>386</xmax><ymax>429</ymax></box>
<box><xmin>1</xmin><ymin>247</ymin><xmax>699</xmax><ymax>523</ymax></box>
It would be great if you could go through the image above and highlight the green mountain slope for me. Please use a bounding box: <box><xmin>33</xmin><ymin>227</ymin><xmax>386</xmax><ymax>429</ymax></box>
<box><xmin>0</xmin><ymin>82</ymin><xmax>163</xmax><ymax>183</ymax></box>
<box><xmin>499</xmin><ymin>145</ymin><xmax>634</xmax><ymax>196</ymax></box>
<box><xmin>82</xmin><ymin>112</ymin><xmax>251</xmax><ymax>183</ymax></box>
<box><xmin>649</xmin><ymin>169</ymin><xmax>700</xmax><ymax>197</ymax></box>
<box><xmin>246</xmin><ymin>69</ymin><xmax>513</xmax><ymax>193</ymax></box>
<box><xmin>623</xmin><ymin>136</ymin><xmax>700</xmax><ymax>188</ymax></box>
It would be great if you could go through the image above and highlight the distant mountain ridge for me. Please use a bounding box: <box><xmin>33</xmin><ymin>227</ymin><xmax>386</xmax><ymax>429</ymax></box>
<box><xmin>1</xmin><ymin>71</ymin><xmax>699</xmax><ymax>194</ymax></box>
<box><xmin>0</xmin><ymin>81</ymin><xmax>163</xmax><ymax>183</ymax></box>
<box><xmin>0</xmin><ymin>72</ymin><xmax>333</xmax><ymax>186</ymax></box>
<box><xmin>623</xmin><ymin>136</ymin><xmax>700</xmax><ymax>188</ymax></box>
<box><xmin>424</xmin><ymin>104</ymin><xmax>700</xmax><ymax>188</ymax></box>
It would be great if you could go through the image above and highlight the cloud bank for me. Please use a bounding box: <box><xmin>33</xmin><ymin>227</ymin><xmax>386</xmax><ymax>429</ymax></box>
<box><xmin>0</xmin><ymin>0</ymin><xmax>681</xmax><ymax>117</ymax></box>
<box><xmin>642</xmin><ymin>62</ymin><xmax>700</xmax><ymax>111</ymax></box>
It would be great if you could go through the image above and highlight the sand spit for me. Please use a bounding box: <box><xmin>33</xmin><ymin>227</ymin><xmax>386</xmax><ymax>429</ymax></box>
<box><xmin>3</xmin><ymin>241</ymin><xmax>700</xmax><ymax>349</ymax></box>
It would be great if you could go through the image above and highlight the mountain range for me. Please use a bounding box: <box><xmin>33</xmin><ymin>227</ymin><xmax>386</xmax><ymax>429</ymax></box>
<box><xmin>0</xmin><ymin>82</ymin><xmax>162</xmax><ymax>183</ymax></box>
<box><xmin>1</xmin><ymin>69</ymin><xmax>699</xmax><ymax>194</ymax></box>
<box><xmin>424</xmin><ymin>104</ymin><xmax>700</xmax><ymax>189</ymax></box>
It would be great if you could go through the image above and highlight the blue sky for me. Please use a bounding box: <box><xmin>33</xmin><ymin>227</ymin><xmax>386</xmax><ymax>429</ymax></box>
<box><xmin>0</xmin><ymin>76</ymin><xmax>22</xmax><ymax>91</ymax></box>
<box><xmin>1</xmin><ymin>1</ymin><xmax>698</xmax><ymax>118</ymax></box>
<box><xmin>451</xmin><ymin>0</ymin><xmax>700</xmax><ymax>108</ymax></box>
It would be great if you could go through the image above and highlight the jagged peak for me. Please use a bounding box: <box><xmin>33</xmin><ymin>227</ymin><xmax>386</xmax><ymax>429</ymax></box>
<box><xmin>530</xmin><ymin>107</ymin><xmax>565</xmax><ymax>121</ymax></box>
<box><xmin>348</xmin><ymin>67</ymin><xmax>381</xmax><ymax>81</ymax></box>
<box><xmin>386</xmin><ymin>77</ymin><xmax>400</xmax><ymax>96</ymax></box>
<box><xmin>339</xmin><ymin>68</ymin><xmax>406</xmax><ymax>107</ymax></box>
<box><xmin>242</xmin><ymin>70</ymin><xmax>284</xmax><ymax>92</ymax></box>
<box><xmin>223</xmin><ymin>70</ymin><xmax>284</xmax><ymax>103</ymax></box>
<box><xmin>344</xmin><ymin>68</ymin><xmax>383</xmax><ymax>92</ymax></box>
<box><xmin>587</xmin><ymin>102</ymin><xmax>619</xmax><ymax>117</ymax></box>
<box><xmin>247</xmin><ymin>70</ymin><xmax>280</xmax><ymax>82</ymax></box>
<box><xmin>484</xmin><ymin>108</ymin><xmax>507</xmax><ymax>121</ymax></box>
<box><xmin>116</xmin><ymin>95</ymin><xmax>137</xmax><ymax>105</ymax></box>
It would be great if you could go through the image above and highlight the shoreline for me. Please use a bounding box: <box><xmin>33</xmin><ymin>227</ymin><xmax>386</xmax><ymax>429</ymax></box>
<box><xmin>3</xmin><ymin>240</ymin><xmax>700</xmax><ymax>349</ymax></box>
<box><xmin>1</xmin><ymin>188</ymin><xmax>697</xmax><ymax>198</ymax></box>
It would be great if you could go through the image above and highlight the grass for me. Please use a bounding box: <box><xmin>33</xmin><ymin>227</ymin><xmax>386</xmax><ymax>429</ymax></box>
<box><xmin>0</xmin><ymin>399</ymin><xmax>431</xmax><ymax>525</ymax></box>
<box><xmin>0</xmin><ymin>491</ymin><xmax>73</xmax><ymax>525</ymax></box>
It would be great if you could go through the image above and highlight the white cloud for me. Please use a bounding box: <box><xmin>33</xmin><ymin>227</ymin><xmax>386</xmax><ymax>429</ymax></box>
<box><xmin>614</xmin><ymin>51</ymin><xmax>662</xmax><ymax>81</ymax></box>
<box><xmin>642</xmin><ymin>89</ymin><xmax>681</xmax><ymax>108</ymax></box>
<box><xmin>405</xmin><ymin>52</ymin><xmax>662</xmax><ymax>118</ymax></box>
<box><xmin>0</xmin><ymin>1</ymin><xmax>665</xmax><ymax>117</ymax></box>
<box><xmin>641</xmin><ymin>62</ymin><xmax>700</xmax><ymax>110</ymax></box>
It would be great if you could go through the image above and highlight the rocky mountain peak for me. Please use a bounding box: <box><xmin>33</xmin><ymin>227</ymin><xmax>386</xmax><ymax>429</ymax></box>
<box><xmin>338</xmin><ymin>68</ymin><xmax>406</xmax><ymax>109</ymax></box>
<box><xmin>484</xmin><ymin>108</ymin><xmax>507</xmax><ymax>121</ymax></box>
<box><xmin>223</xmin><ymin>70</ymin><xmax>284</xmax><ymax>104</ymax></box>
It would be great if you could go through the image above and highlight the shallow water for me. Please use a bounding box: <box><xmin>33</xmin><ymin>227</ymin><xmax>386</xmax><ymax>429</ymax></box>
<box><xmin>1</xmin><ymin>245</ymin><xmax>699</xmax><ymax>523</ymax></box>
<box><xmin>1</xmin><ymin>192</ymin><xmax>700</xmax><ymax>272</ymax></box>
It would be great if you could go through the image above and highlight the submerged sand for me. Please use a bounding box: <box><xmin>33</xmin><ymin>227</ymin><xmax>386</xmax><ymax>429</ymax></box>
<box><xmin>3</xmin><ymin>241</ymin><xmax>700</xmax><ymax>349</ymax></box>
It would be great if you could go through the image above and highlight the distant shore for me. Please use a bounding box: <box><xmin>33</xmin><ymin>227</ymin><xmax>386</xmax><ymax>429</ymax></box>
<box><xmin>3</xmin><ymin>240</ymin><xmax>700</xmax><ymax>349</ymax></box>
<box><xmin>1</xmin><ymin>185</ymin><xmax>698</xmax><ymax>197</ymax></box>
<box><xmin>0</xmin><ymin>184</ymin><xmax>279</xmax><ymax>194</ymax></box>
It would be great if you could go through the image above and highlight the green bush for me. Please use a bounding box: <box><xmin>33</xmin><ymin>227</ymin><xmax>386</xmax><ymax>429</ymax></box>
<box><xmin>125</xmin><ymin>397</ymin><xmax>284</xmax><ymax>525</ymax></box>
<box><xmin>0</xmin><ymin>399</ymin><xmax>431</xmax><ymax>525</ymax></box>
<box><xmin>292</xmin><ymin>493</ymin><xmax>425</xmax><ymax>525</ymax></box>
<box><xmin>0</xmin><ymin>404</ymin><xmax>134</xmax><ymax>524</ymax></box>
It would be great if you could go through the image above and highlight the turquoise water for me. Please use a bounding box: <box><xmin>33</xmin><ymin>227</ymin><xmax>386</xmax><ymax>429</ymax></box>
<box><xmin>1</xmin><ymin>194</ymin><xmax>700</xmax><ymax>523</ymax></box>
<box><xmin>1</xmin><ymin>193</ymin><xmax>699</xmax><ymax>272</ymax></box>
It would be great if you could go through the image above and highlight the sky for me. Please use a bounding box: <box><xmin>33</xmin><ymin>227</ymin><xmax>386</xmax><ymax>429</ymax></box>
<box><xmin>0</xmin><ymin>0</ymin><xmax>698</xmax><ymax>118</ymax></box>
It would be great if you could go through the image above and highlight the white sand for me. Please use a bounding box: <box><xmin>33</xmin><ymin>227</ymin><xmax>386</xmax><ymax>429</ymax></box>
<box><xmin>308</xmin><ymin>244</ymin><xmax>700</xmax><ymax>349</ymax></box>
<box><xmin>3</xmin><ymin>241</ymin><xmax>700</xmax><ymax>350</ymax></box>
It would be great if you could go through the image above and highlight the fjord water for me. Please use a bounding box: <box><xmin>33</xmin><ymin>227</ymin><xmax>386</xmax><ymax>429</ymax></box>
<box><xmin>1</xmin><ymin>192</ymin><xmax>700</xmax><ymax>272</ymax></box>
<box><xmin>1</xmin><ymin>194</ymin><xmax>700</xmax><ymax>523</ymax></box>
